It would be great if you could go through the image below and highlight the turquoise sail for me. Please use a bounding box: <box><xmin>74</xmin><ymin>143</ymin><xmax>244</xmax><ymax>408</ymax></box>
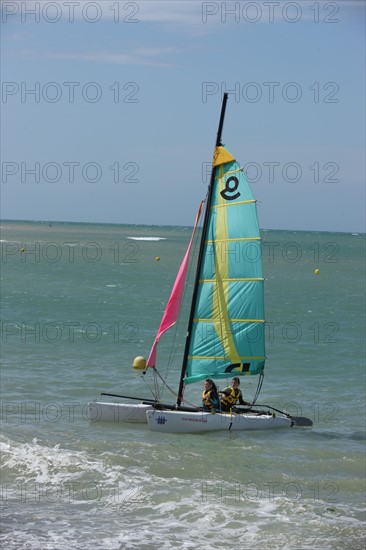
<box><xmin>184</xmin><ymin>146</ymin><xmax>265</xmax><ymax>384</ymax></box>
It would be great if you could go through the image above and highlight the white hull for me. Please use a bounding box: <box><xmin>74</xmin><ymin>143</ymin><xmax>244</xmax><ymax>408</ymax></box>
<box><xmin>88</xmin><ymin>401</ymin><xmax>152</xmax><ymax>423</ymax></box>
<box><xmin>147</xmin><ymin>409</ymin><xmax>293</xmax><ymax>433</ymax></box>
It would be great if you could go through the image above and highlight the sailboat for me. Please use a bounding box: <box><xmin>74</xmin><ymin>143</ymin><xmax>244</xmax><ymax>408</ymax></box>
<box><xmin>88</xmin><ymin>93</ymin><xmax>312</xmax><ymax>432</ymax></box>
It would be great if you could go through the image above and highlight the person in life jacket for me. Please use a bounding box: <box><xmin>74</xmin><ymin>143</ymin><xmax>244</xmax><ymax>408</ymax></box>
<box><xmin>220</xmin><ymin>377</ymin><xmax>251</xmax><ymax>412</ymax></box>
<box><xmin>202</xmin><ymin>379</ymin><xmax>219</xmax><ymax>411</ymax></box>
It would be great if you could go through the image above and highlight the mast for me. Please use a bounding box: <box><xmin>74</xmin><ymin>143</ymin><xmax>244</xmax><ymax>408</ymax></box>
<box><xmin>177</xmin><ymin>92</ymin><xmax>229</xmax><ymax>406</ymax></box>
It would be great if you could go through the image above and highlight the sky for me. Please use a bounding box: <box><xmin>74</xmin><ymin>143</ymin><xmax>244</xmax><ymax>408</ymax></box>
<box><xmin>1</xmin><ymin>0</ymin><xmax>365</xmax><ymax>232</ymax></box>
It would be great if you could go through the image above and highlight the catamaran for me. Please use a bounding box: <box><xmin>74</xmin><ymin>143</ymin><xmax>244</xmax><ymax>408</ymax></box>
<box><xmin>88</xmin><ymin>93</ymin><xmax>312</xmax><ymax>433</ymax></box>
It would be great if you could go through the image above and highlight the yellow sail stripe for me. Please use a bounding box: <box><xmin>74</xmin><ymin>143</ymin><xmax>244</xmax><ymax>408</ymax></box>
<box><xmin>188</xmin><ymin>355</ymin><xmax>265</xmax><ymax>360</ymax></box>
<box><xmin>212</xmin><ymin>199</ymin><xmax>255</xmax><ymax>209</ymax></box>
<box><xmin>212</xmin><ymin>164</ymin><xmax>242</xmax><ymax>366</ymax></box>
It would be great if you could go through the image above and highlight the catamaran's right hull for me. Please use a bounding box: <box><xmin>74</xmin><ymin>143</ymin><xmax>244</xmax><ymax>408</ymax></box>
<box><xmin>147</xmin><ymin>409</ymin><xmax>293</xmax><ymax>433</ymax></box>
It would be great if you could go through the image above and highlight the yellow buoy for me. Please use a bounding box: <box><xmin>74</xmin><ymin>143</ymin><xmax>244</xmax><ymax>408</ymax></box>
<box><xmin>20</xmin><ymin>247</ymin><xmax>25</xmax><ymax>253</ymax></box>
<box><xmin>132</xmin><ymin>356</ymin><xmax>146</xmax><ymax>370</ymax></box>
<box><xmin>314</xmin><ymin>268</ymin><xmax>320</xmax><ymax>275</ymax></box>
<box><xmin>155</xmin><ymin>256</ymin><xmax>160</xmax><ymax>261</ymax></box>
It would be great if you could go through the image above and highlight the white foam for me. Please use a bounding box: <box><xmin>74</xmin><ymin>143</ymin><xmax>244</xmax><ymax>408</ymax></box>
<box><xmin>1</xmin><ymin>435</ymin><xmax>364</xmax><ymax>550</ymax></box>
<box><xmin>127</xmin><ymin>237</ymin><xmax>166</xmax><ymax>241</ymax></box>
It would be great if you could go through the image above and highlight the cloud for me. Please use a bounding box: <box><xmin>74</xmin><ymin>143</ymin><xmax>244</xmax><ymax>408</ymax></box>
<box><xmin>5</xmin><ymin>0</ymin><xmax>203</xmax><ymax>26</ymax></box>
<box><xmin>22</xmin><ymin>46</ymin><xmax>181</xmax><ymax>67</ymax></box>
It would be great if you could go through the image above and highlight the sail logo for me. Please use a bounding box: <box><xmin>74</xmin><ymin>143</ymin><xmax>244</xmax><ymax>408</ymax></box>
<box><xmin>225</xmin><ymin>363</ymin><xmax>250</xmax><ymax>373</ymax></box>
<box><xmin>220</xmin><ymin>176</ymin><xmax>240</xmax><ymax>201</ymax></box>
<box><xmin>156</xmin><ymin>415</ymin><xmax>167</xmax><ymax>425</ymax></box>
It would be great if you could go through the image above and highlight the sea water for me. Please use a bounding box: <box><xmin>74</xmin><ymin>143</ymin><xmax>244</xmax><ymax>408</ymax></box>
<box><xmin>1</xmin><ymin>220</ymin><xmax>365</xmax><ymax>549</ymax></box>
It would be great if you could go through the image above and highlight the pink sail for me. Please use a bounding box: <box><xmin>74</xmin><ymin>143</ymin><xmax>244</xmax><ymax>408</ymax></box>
<box><xmin>146</xmin><ymin>202</ymin><xmax>204</xmax><ymax>368</ymax></box>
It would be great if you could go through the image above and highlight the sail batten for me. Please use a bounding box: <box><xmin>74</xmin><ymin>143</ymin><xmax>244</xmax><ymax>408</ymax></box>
<box><xmin>206</xmin><ymin>237</ymin><xmax>261</xmax><ymax>243</ymax></box>
<box><xmin>188</xmin><ymin>356</ymin><xmax>266</xmax><ymax>360</ymax></box>
<box><xmin>211</xmin><ymin>199</ymin><xmax>256</xmax><ymax>209</ymax></box>
<box><xmin>199</xmin><ymin>278</ymin><xmax>264</xmax><ymax>282</ymax></box>
<box><xmin>193</xmin><ymin>318</ymin><xmax>265</xmax><ymax>323</ymax></box>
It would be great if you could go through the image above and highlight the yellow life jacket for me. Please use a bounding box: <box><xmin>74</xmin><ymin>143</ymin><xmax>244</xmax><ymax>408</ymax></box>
<box><xmin>221</xmin><ymin>387</ymin><xmax>241</xmax><ymax>408</ymax></box>
<box><xmin>202</xmin><ymin>390</ymin><xmax>218</xmax><ymax>410</ymax></box>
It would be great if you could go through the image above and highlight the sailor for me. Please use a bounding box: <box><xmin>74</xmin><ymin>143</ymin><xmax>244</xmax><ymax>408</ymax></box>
<box><xmin>220</xmin><ymin>377</ymin><xmax>251</xmax><ymax>412</ymax></box>
<box><xmin>202</xmin><ymin>379</ymin><xmax>219</xmax><ymax>411</ymax></box>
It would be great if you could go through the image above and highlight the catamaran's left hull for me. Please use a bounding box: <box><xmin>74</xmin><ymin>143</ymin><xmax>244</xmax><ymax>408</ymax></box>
<box><xmin>146</xmin><ymin>409</ymin><xmax>293</xmax><ymax>433</ymax></box>
<box><xmin>88</xmin><ymin>402</ymin><xmax>152</xmax><ymax>423</ymax></box>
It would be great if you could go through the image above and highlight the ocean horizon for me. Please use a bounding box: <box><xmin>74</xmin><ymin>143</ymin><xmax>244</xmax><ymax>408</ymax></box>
<box><xmin>1</xmin><ymin>217</ymin><xmax>364</xmax><ymax>235</ymax></box>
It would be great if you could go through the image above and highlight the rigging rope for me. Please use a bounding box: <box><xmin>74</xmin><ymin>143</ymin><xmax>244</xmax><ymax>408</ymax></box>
<box><xmin>251</xmin><ymin>372</ymin><xmax>264</xmax><ymax>406</ymax></box>
<box><xmin>152</xmin><ymin>368</ymin><xmax>199</xmax><ymax>408</ymax></box>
